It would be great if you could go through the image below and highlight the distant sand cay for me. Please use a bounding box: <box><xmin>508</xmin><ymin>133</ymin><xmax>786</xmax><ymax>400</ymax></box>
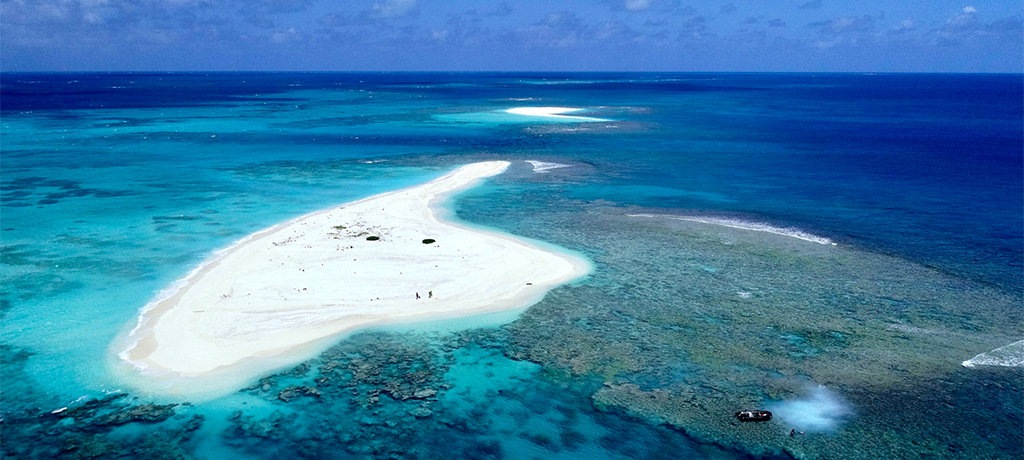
<box><xmin>506</xmin><ymin>107</ymin><xmax>609</xmax><ymax>121</ymax></box>
<box><xmin>120</xmin><ymin>161</ymin><xmax>589</xmax><ymax>382</ymax></box>
<box><xmin>526</xmin><ymin>160</ymin><xmax>572</xmax><ymax>173</ymax></box>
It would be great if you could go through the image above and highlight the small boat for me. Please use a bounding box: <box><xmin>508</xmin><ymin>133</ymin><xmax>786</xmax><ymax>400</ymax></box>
<box><xmin>734</xmin><ymin>410</ymin><xmax>772</xmax><ymax>422</ymax></box>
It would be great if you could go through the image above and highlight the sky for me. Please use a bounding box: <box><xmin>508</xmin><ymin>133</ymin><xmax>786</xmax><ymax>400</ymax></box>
<box><xmin>1</xmin><ymin>0</ymin><xmax>1021</xmax><ymax>72</ymax></box>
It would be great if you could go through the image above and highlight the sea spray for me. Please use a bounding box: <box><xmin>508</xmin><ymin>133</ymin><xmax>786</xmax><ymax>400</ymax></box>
<box><xmin>768</xmin><ymin>385</ymin><xmax>853</xmax><ymax>432</ymax></box>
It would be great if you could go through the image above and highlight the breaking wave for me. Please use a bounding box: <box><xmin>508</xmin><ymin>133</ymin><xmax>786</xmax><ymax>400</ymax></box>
<box><xmin>962</xmin><ymin>340</ymin><xmax>1024</xmax><ymax>368</ymax></box>
<box><xmin>629</xmin><ymin>214</ymin><xmax>836</xmax><ymax>246</ymax></box>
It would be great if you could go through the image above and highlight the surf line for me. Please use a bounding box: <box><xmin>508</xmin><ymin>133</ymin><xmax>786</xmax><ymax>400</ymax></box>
<box><xmin>630</xmin><ymin>214</ymin><xmax>837</xmax><ymax>246</ymax></box>
<box><xmin>962</xmin><ymin>339</ymin><xmax>1024</xmax><ymax>368</ymax></box>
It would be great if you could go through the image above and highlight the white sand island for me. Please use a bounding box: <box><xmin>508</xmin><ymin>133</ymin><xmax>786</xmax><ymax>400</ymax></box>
<box><xmin>506</xmin><ymin>107</ymin><xmax>609</xmax><ymax>121</ymax></box>
<box><xmin>119</xmin><ymin>161</ymin><xmax>589</xmax><ymax>387</ymax></box>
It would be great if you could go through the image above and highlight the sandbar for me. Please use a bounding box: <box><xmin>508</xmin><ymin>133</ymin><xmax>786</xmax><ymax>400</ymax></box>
<box><xmin>526</xmin><ymin>160</ymin><xmax>573</xmax><ymax>173</ymax></box>
<box><xmin>120</xmin><ymin>161</ymin><xmax>589</xmax><ymax>380</ymax></box>
<box><xmin>506</xmin><ymin>107</ymin><xmax>608</xmax><ymax>121</ymax></box>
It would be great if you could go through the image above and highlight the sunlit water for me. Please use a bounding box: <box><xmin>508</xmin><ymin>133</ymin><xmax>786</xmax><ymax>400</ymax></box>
<box><xmin>2</xmin><ymin>73</ymin><xmax>1021</xmax><ymax>459</ymax></box>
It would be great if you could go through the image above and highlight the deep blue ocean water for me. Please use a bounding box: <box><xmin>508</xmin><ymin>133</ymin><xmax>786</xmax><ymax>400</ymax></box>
<box><xmin>2</xmin><ymin>73</ymin><xmax>1021</xmax><ymax>459</ymax></box>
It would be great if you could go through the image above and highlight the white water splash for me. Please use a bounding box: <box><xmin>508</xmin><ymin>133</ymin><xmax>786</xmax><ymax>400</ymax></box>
<box><xmin>962</xmin><ymin>340</ymin><xmax>1024</xmax><ymax>368</ymax></box>
<box><xmin>768</xmin><ymin>385</ymin><xmax>853</xmax><ymax>432</ymax></box>
<box><xmin>630</xmin><ymin>214</ymin><xmax>836</xmax><ymax>246</ymax></box>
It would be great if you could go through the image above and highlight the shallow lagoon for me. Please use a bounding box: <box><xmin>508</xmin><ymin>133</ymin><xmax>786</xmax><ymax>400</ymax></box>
<box><xmin>2</xmin><ymin>73</ymin><xmax>1021</xmax><ymax>459</ymax></box>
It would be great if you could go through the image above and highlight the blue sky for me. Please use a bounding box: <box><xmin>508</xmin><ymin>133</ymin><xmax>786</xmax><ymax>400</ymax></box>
<box><xmin>2</xmin><ymin>0</ymin><xmax>1020</xmax><ymax>72</ymax></box>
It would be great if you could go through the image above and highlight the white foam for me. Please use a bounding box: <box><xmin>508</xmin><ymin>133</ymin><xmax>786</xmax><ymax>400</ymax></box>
<box><xmin>526</xmin><ymin>160</ymin><xmax>572</xmax><ymax>173</ymax></box>
<box><xmin>886</xmin><ymin>324</ymin><xmax>941</xmax><ymax>334</ymax></box>
<box><xmin>506</xmin><ymin>107</ymin><xmax>609</xmax><ymax>122</ymax></box>
<box><xmin>962</xmin><ymin>340</ymin><xmax>1024</xmax><ymax>368</ymax></box>
<box><xmin>629</xmin><ymin>214</ymin><xmax>836</xmax><ymax>246</ymax></box>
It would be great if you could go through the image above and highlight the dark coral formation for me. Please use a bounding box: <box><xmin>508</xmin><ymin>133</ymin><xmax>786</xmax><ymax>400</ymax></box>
<box><xmin>461</xmin><ymin>202</ymin><xmax>1024</xmax><ymax>460</ymax></box>
<box><xmin>3</xmin><ymin>191</ymin><xmax>1021</xmax><ymax>460</ymax></box>
<box><xmin>2</xmin><ymin>387</ymin><xmax>202</xmax><ymax>460</ymax></box>
<box><xmin>219</xmin><ymin>330</ymin><xmax>756</xmax><ymax>459</ymax></box>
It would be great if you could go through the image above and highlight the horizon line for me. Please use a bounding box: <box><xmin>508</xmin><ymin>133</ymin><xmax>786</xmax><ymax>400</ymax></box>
<box><xmin>2</xmin><ymin>70</ymin><xmax>1022</xmax><ymax>76</ymax></box>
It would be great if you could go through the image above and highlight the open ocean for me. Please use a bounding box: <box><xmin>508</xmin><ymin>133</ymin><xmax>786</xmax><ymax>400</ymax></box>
<box><xmin>2</xmin><ymin>73</ymin><xmax>1021</xmax><ymax>459</ymax></box>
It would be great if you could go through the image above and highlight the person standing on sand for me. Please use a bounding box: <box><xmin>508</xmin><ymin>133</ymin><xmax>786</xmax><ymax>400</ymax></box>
<box><xmin>429</xmin><ymin>291</ymin><xmax>433</xmax><ymax>298</ymax></box>
<box><xmin>416</xmin><ymin>292</ymin><xmax>420</xmax><ymax>299</ymax></box>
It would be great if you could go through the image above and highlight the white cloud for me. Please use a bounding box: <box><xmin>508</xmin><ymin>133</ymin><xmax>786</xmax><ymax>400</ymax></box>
<box><xmin>944</xmin><ymin>8</ymin><xmax>978</xmax><ymax>30</ymax></box>
<box><xmin>811</xmin><ymin>15</ymin><xmax>876</xmax><ymax>35</ymax></box>
<box><xmin>963</xmin><ymin>6</ymin><xmax>976</xmax><ymax>13</ymax></box>
<box><xmin>812</xmin><ymin>38</ymin><xmax>840</xmax><ymax>49</ymax></box>
<box><xmin>888</xmin><ymin>19</ymin><xmax>916</xmax><ymax>35</ymax></box>
<box><xmin>373</xmin><ymin>0</ymin><xmax>417</xmax><ymax>18</ymax></box>
<box><xmin>624</xmin><ymin>0</ymin><xmax>651</xmax><ymax>11</ymax></box>
<box><xmin>595</xmin><ymin>21</ymin><xmax>641</xmax><ymax>41</ymax></box>
<box><xmin>516</xmin><ymin>11</ymin><xmax>586</xmax><ymax>48</ymax></box>
<box><xmin>270</xmin><ymin>27</ymin><xmax>300</xmax><ymax>43</ymax></box>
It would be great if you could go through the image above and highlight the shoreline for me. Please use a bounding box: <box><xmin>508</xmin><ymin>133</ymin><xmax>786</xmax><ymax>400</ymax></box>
<box><xmin>116</xmin><ymin>161</ymin><xmax>590</xmax><ymax>395</ymax></box>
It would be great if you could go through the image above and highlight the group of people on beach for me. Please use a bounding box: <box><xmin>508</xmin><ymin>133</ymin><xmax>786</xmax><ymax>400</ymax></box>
<box><xmin>415</xmin><ymin>291</ymin><xmax>432</xmax><ymax>299</ymax></box>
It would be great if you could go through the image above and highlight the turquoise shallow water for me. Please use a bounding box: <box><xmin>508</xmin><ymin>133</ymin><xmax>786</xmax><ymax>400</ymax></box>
<box><xmin>1</xmin><ymin>73</ymin><xmax>1021</xmax><ymax>459</ymax></box>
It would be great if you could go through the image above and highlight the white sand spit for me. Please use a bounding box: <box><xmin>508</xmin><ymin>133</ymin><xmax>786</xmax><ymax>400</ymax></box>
<box><xmin>121</xmin><ymin>161</ymin><xmax>589</xmax><ymax>380</ymax></box>
<box><xmin>526</xmin><ymin>160</ymin><xmax>573</xmax><ymax>173</ymax></box>
<box><xmin>506</xmin><ymin>107</ymin><xmax>608</xmax><ymax>121</ymax></box>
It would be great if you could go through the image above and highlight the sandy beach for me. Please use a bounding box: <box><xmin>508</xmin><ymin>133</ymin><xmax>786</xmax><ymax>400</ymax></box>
<box><xmin>121</xmin><ymin>161</ymin><xmax>589</xmax><ymax>378</ymax></box>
